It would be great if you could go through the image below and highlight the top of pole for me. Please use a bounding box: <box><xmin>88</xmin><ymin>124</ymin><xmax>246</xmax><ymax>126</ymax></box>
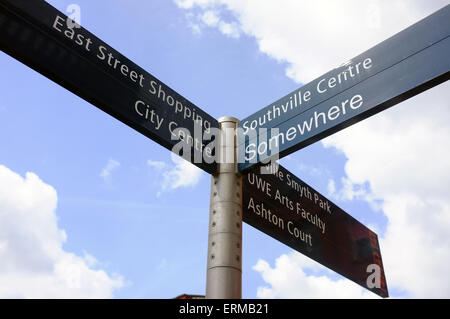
<box><xmin>218</xmin><ymin>116</ymin><xmax>239</xmax><ymax>124</ymax></box>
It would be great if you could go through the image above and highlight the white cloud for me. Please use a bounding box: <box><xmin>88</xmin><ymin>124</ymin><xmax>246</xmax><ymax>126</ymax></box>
<box><xmin>175</xmin><ymin>0</ymin><xmax>450</xmax><ymax>298</ymax></box>
<box><xmin>99</xmin><ymin>158</ymin><xmax>120</xmax><ymax>182</ymax></box>
<box><xmin>185</xmin><ymin>12</ymin><xmax>203</xmax><ymax>35</ymax></box>
<box><xmin>190</xmin><ymin>23</ymin><xmax>202</xmax><ymax>35</ymax></box>
<box><xmin>148</xmin><ymin>154</ymin><xmax>203</xmax><ymax>197</ymax></box>
<box><xmin>327</xmin><ymin>177</ymin><xmax>382</xmax><ymax>211</ymax></box>
<box><xmin>175</xmin><ymin>0</ymin><xmax>215</xmax><ymax>9</ymax></box>
<box><xmin>327</xmin><ymin>179</ymin><xmax>336</xmax><ymax>196</ymax></box>
<box><xmin>147</xmin><ymin>160</ymin><xmax>167</xmax><ymax>171</ymax></box>
<box><xmin>0</xmin><ymin>164</ymin><xmax>124</xmax><ymax>298</ymax></box>
<box><xmin>296</xmin><ymin>162</ymin><xmax>330</xmax><ymax>179</ymax></box>
<box><xmin>201</xmin><ymin>10</ymin><xmax>220</xmax><ymax>26</ymax></box>
<box><xmin>217</xmin><ymin>21</ymin><xmax>240</xmax><ymax>38</ymax></box>
<box><xmin>176</xmin><ymin>1</ymin><xmax>241</xmax><ymax>38</ymax></box>
<box><xmin>253</xmin><ymin>252</ymin><xmax>375</xmax><ymax>298</ymax></box>
<box><xmin>175</xmin><ymin>0</ymin><xmax>447</xmax><ymax>83</ymax></box>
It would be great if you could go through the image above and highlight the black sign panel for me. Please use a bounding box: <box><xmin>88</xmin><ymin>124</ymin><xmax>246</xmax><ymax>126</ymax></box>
<box><xmin>0</xmin><ymin>0</ymin><xmax>218</xmax><ymax>174</ymax></box>
<box><xmin>243</xmin><ymin>163</ymin><xmax>388</xmax><ymax>298</ymax></box>
<box><xmin>238</xmin><ymin>5</ymin><xmax>450</xmax><ymax>171</ymax></box>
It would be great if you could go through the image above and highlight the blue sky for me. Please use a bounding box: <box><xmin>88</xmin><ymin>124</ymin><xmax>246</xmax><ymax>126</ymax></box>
<box><xmin>0</xmin><ymin>0</ymin><xmax>449</xmax><ymax>298</ymax></box>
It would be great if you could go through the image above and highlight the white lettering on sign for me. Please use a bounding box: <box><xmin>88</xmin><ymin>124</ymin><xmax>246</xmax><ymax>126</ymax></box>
<box><xmin>244</xmin><ymin>94</ymin><xmax>364</xmax><ymax>162</ymax></box>
<box><xmin>241</xmin><ymin>58</ymin><xmax>372</xmax><ymax>134</ymax></box>
<box><xmin>52</xmin><ymin>15</ymin><xmax>92</xmax><ymax>51</ymax></box>
<box><xmin>51</xmin><ymin>14</ymin><xmax>213</xmax><ymax>139</ymax></box>
<box><xmin>247</xmin><ymin>196</ymin><xmax>313</xmax><ymax>247</ymax></box>
<box><xmin>316</xmin><ymin>58</ymin><xmax>372</xmax><ymax>93</ymax></box>
<box><xmin>134</xmin><ymin>100</ymin><xmax>164</xmax><ymax>130</ymax></box>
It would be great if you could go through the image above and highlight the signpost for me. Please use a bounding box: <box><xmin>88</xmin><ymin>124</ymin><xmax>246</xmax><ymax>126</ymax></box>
<box><xmin>243</xmin><ymin>163</ymin><xmax>388</xmax><ymax>297</ymax></box>
<box><xmin>0</xmin><ymin>0</ymin><xmax>218</xmax><ymax>174</ymax></box>
<box><xmin>238</xmin><ymin>5</ymin><xmax>450</xmax><ymax>171</ymax></box>
<box><xmin>1</xmin><ymin>0</ymin><xmax>449</xmax><ymax>299</ymax></box>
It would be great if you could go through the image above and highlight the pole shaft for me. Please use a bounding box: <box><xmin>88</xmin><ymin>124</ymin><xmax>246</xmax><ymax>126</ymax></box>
<box><xmin>206</xmin><ymin>116</ymin><xmax>242</xmax><ymax>299</ymax></box>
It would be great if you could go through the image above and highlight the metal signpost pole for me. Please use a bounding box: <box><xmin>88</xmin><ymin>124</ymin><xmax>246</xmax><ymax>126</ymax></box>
<box><xmin>206</xmin><ymin>116</ymin><xmax>242</xmax><ymax>299</ymax></box>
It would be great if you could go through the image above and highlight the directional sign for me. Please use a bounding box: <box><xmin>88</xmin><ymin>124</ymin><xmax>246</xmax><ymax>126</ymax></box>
<box><xmin>0</xmin><ymin>0</ymin><xmax>218</xmax><ymax>174</ymax></box>
<box><xmin>238</xmin><ymin>5</ymin><xmax>450</xmax><ymax>171</ymax></box>
<box><xmin>243</xmin><ymin>163</ymin><xmax>388</xmax><ymax>298</ymax></box>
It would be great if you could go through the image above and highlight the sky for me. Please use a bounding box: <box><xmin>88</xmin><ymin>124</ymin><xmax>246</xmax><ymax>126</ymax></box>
<box><xmin>0</xmin><ymin>0</ymin><xmax>449</xmax><ymax>298</ymax></box>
